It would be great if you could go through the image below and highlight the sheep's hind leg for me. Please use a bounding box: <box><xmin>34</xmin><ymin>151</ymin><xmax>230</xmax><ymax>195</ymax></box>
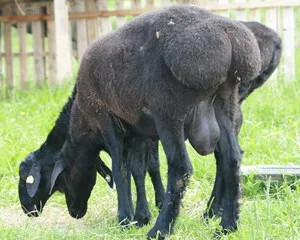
<box><xmin>203</xmin><ymin>155</ymin><xmax>225</xmax><ymax>222</ymax></box>
<box><xmin>214</xmin><ymin>106</ymin><xmax>242</xmax><ymax>236</ymax></box>
<box><xmin>203</xmin><ymin>109</ymin><xmax>245</xmax><ymax>223</ymax></box>
<box><xmin>147</xmin><ymin>119</ymin><xmax>192</xmax><ymax>239</ymax></box>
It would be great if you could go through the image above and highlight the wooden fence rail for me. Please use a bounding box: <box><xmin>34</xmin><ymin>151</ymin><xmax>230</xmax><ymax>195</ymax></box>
<box><xmin>0</xmin><ymin>0</ymin><xmax>299</xmax><ymax>90</ymax></box>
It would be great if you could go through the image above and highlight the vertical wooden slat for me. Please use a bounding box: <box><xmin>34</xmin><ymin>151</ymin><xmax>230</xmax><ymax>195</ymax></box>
<box><xmin>47</xmin><ymin>2</ymin><xmax>56</xmax><ymax>86</ymax></box>
<box><xmin>54</xmin><ymin>0</ymin><xmax>73</xmax><ymax>84</ymax></box>
<box><xmin>116</xmin><ymin>0</ymin><xmax>127</xmax><ymax>29</ymax></box>
<box><xmin>18</xmin><ymin>22</ymin><xmax>27</xmax><ymax>90</ymax></box>
<box><xmin>265</xmin><ymin>7</ymin><xmax>279</xmax><ymax>81</ymax></box>
<box><xmin>251</xmin><ymin>0</ymin><xmax>261</xmax><ymax>22</ymax></box>
<box><xmin>3</xmin><ymin>6</ymin><xmax>13</xmax><ymax>88</ymax></box>
<box><xmin>161</xmin><ymin>0</ymin><xmax>171</xmax><ymax>7</ymax></box>
<box><xmin>146</xmin><ymin>0</ymin><xmax>154</xmax><ymax>8</ymax></box>
<box><xmin>68</xmin><ymin>3</ymin><xmax>77</xmax><ymax>59</ymax></box>
<box><xmin>73</xmin><ymin>0</ymin><xmax>88</xmax><ymax>62</ymax></box>
<box><xmin>265</xmin><ymin>7</ymin><xmax>278</xmax><ymax>31</ymax></box>
<box><xmin>86</xmin><ymin>0</ymin><xmax>99</xmax><ymax>44</ymax></box>
<box><xmin>32</xmin><ymin>4</ymin><xmax>45</xmax><ymax>87</ymax></box>
<box><xmin>97</xmin><ymin>0</ymin><xmax>113</xmax><ymax>35</ymax></box>
<box><xmin>282</xmin><ymin>7</ymin><xmax>295</xmax><ymax>81</ymax></box>
<box><xmin>132</xmin><ymin>0</ymin><xmax>141</xmax><ymax>9</ymax></box>
<box><xmin>235</xmin><ymin>0</ymin><xmax>246</xmax><ymax>21</ymax></box>
<box><xmin>218</xmin><ymin>0</ymin><xmax>229</xmax><ymax>17</ymax></box>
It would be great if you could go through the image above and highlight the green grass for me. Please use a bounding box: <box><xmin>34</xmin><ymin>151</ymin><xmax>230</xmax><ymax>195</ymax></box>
<box><xmin>0</xmin><ymin>77</ymin><xmax>299</xmax><ymax>239</ymax></box>
<box><xmin>0</xmin><ymin>6</ymin><xmax>300</xmax><ymax>238</ymax></box>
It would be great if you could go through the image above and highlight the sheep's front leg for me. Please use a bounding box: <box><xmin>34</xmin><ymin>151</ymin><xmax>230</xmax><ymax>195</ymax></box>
<box><xmin>147</xmin><ymin>120</ymin><xmax>192</xmax><ymax>239</ymax></box>
<box><xmin>128</xmin><ymin>140</ymin><xmax>151</xmax><ymax>227</ymax></box>
<box><xmin>148</xmin><ymin>140</ymin><xmax>165</xmax><ymax>209</ymax></box>
<box><xmin>103</xmin><ymin>132</ymin><xmax>134</xmax><ymax>226</ymax></box>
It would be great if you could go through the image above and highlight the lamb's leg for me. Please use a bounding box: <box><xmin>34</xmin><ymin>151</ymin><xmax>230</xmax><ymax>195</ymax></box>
<box><xmin>147</xmin><ymin>119</ymin><xmax>192</xmax><ymax>239</ymax></box>
<box><xmin>130</xmin><ymin>143</ymin><xmax>151</xmax><ymax>227</ymax></box>
<box><xmin>213</xmin><ymin>98</ymin><xmax>242</xmax><ymax>235</ymax></box>
<box><xmin>103</xmin><ymin>129</ymin><xmax>134</xmax><ymax>226</ymax></box>
<box><xmin>148</xmin><ymin>140</ymin><xmax>165</xmax><ymax>209</ymax></box>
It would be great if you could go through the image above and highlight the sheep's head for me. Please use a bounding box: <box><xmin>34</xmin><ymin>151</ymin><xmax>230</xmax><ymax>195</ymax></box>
<box><xmin>19</xmin><ymin>149</ymin><xmax>113</xmax><ymax>217</ymax></box>
<box><xmin>18</xmin><ymin>150</ymin><xmax>65</xmax><ymax>217</ymax></box>
<box><xmin>239</xmin><ymin>21</ymin><xmax>282</xmax><ymax>102</ymax></box>
<box><xmin>63</xmin><ymin>162</ymin><xmax>97</xmax><ymax>219</ymax></box>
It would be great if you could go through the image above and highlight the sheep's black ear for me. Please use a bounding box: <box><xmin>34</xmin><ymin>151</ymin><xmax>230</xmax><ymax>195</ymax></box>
<box><xmin>26</xmin><ymin>164</ymin><xmax>42</xmax><ymax>198</ymax></box>
<box><xmin>96</xmin><ymin>157</ymin><xmax>114</xmax><ymax>189</ymax></box>
<box><xmin>49</xmin><ymin>159</ymin><xmax>65</xmax><ymax>195</ymax></box>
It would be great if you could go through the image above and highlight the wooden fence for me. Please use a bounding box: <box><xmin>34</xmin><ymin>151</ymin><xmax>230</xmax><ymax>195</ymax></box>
<box><xmin>0</xmin><ymin>0</ymin><xmax>299</xmax><ymax>90</ymax></box>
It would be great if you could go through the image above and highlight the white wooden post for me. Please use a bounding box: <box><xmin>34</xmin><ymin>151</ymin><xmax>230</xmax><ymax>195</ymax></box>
<box><xmin>235</xmin><ymin>0</ymin><xmax>246</xmax><ymax>21</ymax></box>
<box><xmin>32</xmin><ymin>4</ymin><xmax>46</xmax><ymax>86</ymax></box>
<box><xmin>265</xmin><ymin>7</ymin><xmax>279</xmax><ymax>82</ymax></box>
<box><xmin>54</xmin><ymin>0</ymin><xmax>72</xmax><ymax>84</ymax></box>
<box><xmin>251</xmin><ymin>0</ymin><xmax>261</xmax><ymax>22</ymax></box>
<box><xmin>282</xmin><ymin>7</ymin><xmax>295</xmax><ymax>81</ymax></box>
<box><xmin>218</xmin><ymin>0</ymin><xmax>229</xmax><ymax>17</ymax></box>
<box><xmin>73</xmin><ymin>0</ymin><xmax>88</xmax><ymax>62</ymax></box>
<box><xmin>96</xmin><ymin>0</ymin><xmax>113</xmax><ymax>36</ymax></box>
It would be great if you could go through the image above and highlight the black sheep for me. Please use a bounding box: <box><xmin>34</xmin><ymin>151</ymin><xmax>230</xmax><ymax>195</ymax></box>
<box><xmin>18</xmin><ymin>87</ymin><xmax>165</xmax><ymax>225</ymax></box>
<box><xmin>203</xmin><ymin>20</ymin><xmax>282</xmax><ymax>223</ymax></box>
<box><xmin>18</xmin><ymin>87</ymin><xmax>114</xmax><ymax>216</ymax></box>
<box><xmin>54</xmin><ymin>6</ymin><xmax>261</xmax><ymax>239</ymax></box>
<box><xmin>18</xmin><ymin>7</ymin><xmax>281</xmax><ymax>238</ymax></box>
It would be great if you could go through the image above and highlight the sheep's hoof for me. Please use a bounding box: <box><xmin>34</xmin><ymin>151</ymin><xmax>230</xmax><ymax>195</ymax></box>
<box><xmin>212</xmin><ymin>229</ymin><xmax>223</xmax><ymax>240</ymax></box>
<box><xmin>119</xmin><ymin>217</ymin><xmax>133</xmax><ymax>229</ymax></box>
<box><xmin>202</xmin><ymin>211</ymin><xmax>222</xmax><ymax>224</ymax></box>
<box><xmin>134</xmin><ymin>212</ymin><xmax>151</xmax><ymax>228</ymax></box>
<box><xmin>202</xmin><ymin>211</ymin><xmax>210</xmax><ymax>224</ymax></box>
<box><xmin>147</xmin><ymin>227</ymin><xmax>168</xmax><ymax>240</ymax></box>
<box><xmin>202</xmin><ymin>207</ymin><xmax>223</xmax><ymax>223</ymax></box>
<box><xmin>213</xmin><ymin>224</ymin><xmax>237</xmax><ymax>238</ymax></box>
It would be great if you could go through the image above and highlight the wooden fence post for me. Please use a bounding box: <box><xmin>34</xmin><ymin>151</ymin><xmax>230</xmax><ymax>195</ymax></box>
<box><xmin>86</xmin><ymin>0</ymin><xmax>99</xmax><ymax>44</ymax></box>
<box><xmin>47</xmin><ymin>3</ymin><xmax>56</xmax><ymax>86</ymax></box>
<box><xmin>72</xmin><ymin>0</ymin><xmax>88</xmax><ymax>62</ymax></box>
<box><xmin>18</xmin><ymin>18</ymin><xmax>28</xmax><ymax>90</ymax></box>
<box><xmin>265</xmin><ymin>6</ymin><xmax>279</xmax><ymax>81</ymax></box>
<box><xmin>3</xmin><ymin>5</ymin><xmax>13</xmax><ymax>88</ymax></box>
<box><xmin>116</xmin><ymin>0</ymin><xmax>127</xmax><ymax>28</ymax></box>
<box><xmin>218</xmin><ymin>0</ymin><xmax>229</xmax><ymax>17</ymax></box>
<box><xmin>54</xmin><ymin>0</ymin><xmax>72</xmax><ymax>84</ymax></box>
<box><xmin>251</xmin><ymin>0</ymin><xmax>261</xmax><ymax>22</ymax></box>
<box><xmin>235</xmin><ymin>0</ymin><xmax>246</xmax><ymax>21</ymax></box>
<box><xmin>97</xmin><ymin>0</ymin><xmax>112</xmax><ymax>36</ymax></box>
<box><xmin>32</xmin><ymin>4</ymin><xmax>46</xmax><ymax>87</ymax></box>
<box><xmin>16</xmin><ymin>2</ymin><xmax>28</xmax><ymax>90</ymax></box>
<box><xmin>282</xmin><ymin>7</ymin><xmax>295</xmax><ymax>81</ymax></box>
